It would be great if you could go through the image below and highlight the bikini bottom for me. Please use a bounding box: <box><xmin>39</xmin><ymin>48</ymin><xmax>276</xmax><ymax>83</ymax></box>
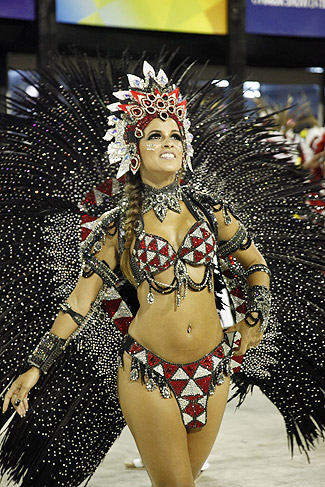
<box><xmin>119</xmin><ymin>333</ymin><xmax>232</xmax><ymax>429</ymax></box>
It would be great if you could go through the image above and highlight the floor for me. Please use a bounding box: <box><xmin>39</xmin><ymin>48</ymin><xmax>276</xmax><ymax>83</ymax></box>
<box><xmin>86</xmin><ymin>389</ymin><xmax>324</xmax><ymax>487</ymax></box>
<box><xmin>1</xmin><ymin>389</ymin><xmax>324</xmax><ymax>487</ymax></box>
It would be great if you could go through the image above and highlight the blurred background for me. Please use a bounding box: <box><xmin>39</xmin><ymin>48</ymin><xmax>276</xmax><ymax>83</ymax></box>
<box><xmin>1</xmin><ymin>0</ymin><xmax>324</xmax><ymax>178</ymax></box>
<box><xmin>0</xmin><ymin>0</ymin><xmax>324</xmax><ymax>115</ymax></box>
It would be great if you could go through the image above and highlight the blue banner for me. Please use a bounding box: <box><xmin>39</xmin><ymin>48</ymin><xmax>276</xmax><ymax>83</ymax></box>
<box><xmin>246</xmin><ymin>0</ymin><xmax>325</xmax><ymax>38</ymax></box>
<box><xmin>0</xmin><ymin>0</ymin><xmax>35</xmax><ymax>20</ymax></box>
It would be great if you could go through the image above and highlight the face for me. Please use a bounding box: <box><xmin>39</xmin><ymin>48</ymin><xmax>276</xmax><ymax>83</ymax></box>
<box><xmin>138</xmin><ymin>118</ymin><xmax>183</xmax><ymax>185</ymax></box>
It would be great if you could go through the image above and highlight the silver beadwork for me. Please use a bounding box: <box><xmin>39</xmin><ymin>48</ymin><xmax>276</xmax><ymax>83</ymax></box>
<box><xmin>162</xmin><ymin>386</ymin><xmax>171</xmax><ymax>398</ymax></box>
<box><xmin>217</xmin><ymin>222</ymin><xmax>249</xmax><ymax>256</ymax></box>
<box><xmin>147</xmin><ymin>292</ymin><xmax>155</xmax><ymax>305</ymax></box>
<box><xmin>28</xmin><ymin>332</ymin><xmax>66</xmax><ymax>374</ymax></box>
<box><xmin>246</xmin><ymin>285</ymin><xmax>272</xmax><ymax>331</ymax></box>
<box><xmin>146</xmin><ymin>378</ymin><xmax>157</xmax><ymax>391</ymax></box>
<box><xmin>130</xmin><ymin>368</ymin><xmax>139</xmax><ymax>381</ymax></box>
<box><xmin>246</xmin><ymin>264</ymin><xmax>272</xmax><ymax>278</ymax></box>
<box><xmin>142</xmin><ymin>180</ymin><xmax>182</xmax><ymax>222</ymax></box>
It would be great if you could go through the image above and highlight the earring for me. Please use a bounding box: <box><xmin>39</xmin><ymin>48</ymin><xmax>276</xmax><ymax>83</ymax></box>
<box><xmin>130</xmin><ymin>154</ymin><xmax>141</xmax><ymax>174</ymax></box>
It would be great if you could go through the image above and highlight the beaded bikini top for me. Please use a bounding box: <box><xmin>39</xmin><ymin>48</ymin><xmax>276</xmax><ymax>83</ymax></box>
<box><xmin>130</xmin><ymin>214</ymin><xmax>217</xmax><ymax>306</ymax></box>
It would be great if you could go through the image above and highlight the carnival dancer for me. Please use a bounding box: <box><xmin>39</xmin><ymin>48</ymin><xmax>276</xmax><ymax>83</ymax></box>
<box><xmin>0</xmin><ymin>56</ymin><xmax>324</xmax><ymax>487</ymax></box>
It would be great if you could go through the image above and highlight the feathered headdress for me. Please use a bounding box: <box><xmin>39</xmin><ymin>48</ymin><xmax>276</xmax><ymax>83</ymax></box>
<box><xmin>104</xmin><ymin>60</ymin><xmax>193</xmax><ymax>178</ymax></box>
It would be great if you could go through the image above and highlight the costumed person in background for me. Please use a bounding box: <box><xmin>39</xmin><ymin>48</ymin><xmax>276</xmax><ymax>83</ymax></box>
<box><xmin>0</xmin><ymin>53</ymin><xmax>324</xmax><ymax>487</ymax></box>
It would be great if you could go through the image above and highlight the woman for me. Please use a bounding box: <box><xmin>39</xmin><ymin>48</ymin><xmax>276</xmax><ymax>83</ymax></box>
<box><xmin>1</xmin><ymin>58</ymin><xmax>323</xmax><ymax>487</ymax></box>
<box><xmin>2</xmin><ymin>63</ymin><xmax>271</xmax><ymax>487</ymax></box>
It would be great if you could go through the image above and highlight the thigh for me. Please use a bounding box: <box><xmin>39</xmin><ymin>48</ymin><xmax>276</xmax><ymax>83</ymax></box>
<box><xmin>118</xmin><ymin>353</ymin><xmax>195</xmax><ymax>487</ymax></box>
<box><xmin>187</xmin><ymin>375</ymin><xmax>230</xmax><ymax>479</ymax></box>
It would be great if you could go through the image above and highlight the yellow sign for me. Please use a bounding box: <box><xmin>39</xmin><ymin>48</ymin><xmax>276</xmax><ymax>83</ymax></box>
<box><xmin>56</xmin><ymin>0</ymin><xmax>228</xmax><ymax>35</ymax></box>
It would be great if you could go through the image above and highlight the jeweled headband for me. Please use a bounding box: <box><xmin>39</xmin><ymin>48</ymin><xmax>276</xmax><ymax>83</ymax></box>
<box><xmin>104</xmin><ymin>61</ymin><xmax>193</xmax><ymax>179</ymax></box>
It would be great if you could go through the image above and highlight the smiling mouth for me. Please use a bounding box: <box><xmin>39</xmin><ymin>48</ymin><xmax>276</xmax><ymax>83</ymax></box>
<box><xmin>160</xmin><ymin>152</ymin><xmax>176</xmax><ymax>159</ymax></box>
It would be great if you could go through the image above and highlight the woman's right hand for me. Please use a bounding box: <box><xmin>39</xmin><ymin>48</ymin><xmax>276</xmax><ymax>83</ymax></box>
<box><xmin>2</xmin><ymin>367</ymin><xmax>41</xmax><ymax>417</ymax></box>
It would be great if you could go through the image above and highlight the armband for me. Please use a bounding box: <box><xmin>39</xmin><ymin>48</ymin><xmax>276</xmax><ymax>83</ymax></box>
<box><xmin>245</xmin><ymin>285</ymin><xmax>271</xmax><ymax>333</ymax></box>
<box><xmin>59</xmin><ymin>302</ymin><xmax>86</xmax><ymax>326</ymax></box>
<box><xmin>27</xmin><ymin>332</ymin><xmax>66</xmax><ymax>374</ymax></box>
<box><xmin>82</xmin><ymin>257</ymin><xmax>118</xmax><ymax>287</ymax></box>
<box><xmin>246</xmin><ymin>264</ymin><xmax>271</xmax><ymax>278</ymax></box>
<box><xmin>217</xmin><ymin>222</ymin><xmax>252</xmax><ymax>257</ymax></box>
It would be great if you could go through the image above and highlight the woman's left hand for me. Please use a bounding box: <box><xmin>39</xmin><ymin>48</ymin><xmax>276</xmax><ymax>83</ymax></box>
<box><xmin>225</xmin><ymin>318</ymin><xmax>263</xmax><ymax>356</ymax></box>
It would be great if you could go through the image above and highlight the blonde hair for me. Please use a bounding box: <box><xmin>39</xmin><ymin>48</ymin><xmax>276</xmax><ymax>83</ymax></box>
<box><xmin>120</xmin><ymin>172</ymin><xmax>143</xmax><ymax>285</ymax></box>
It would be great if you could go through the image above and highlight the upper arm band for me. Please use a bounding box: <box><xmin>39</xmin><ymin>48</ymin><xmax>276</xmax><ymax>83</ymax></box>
<box><xmin>217</xmin><ymin>222</ymin><xmax>252</xmax><ymax>257</ymax></box>
<box><xmin>246</xmin><ymin>264</ymin><xmax>271</xmax><ymax>278</ymax></box>
<box><xmin>82</xmin><ymin>256</ymin><xmax>118</xmax><ymax>287</ymax></box>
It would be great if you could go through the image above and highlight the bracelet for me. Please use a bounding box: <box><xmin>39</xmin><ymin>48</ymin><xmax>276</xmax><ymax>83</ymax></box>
<box><xmin>245</xmin><ymin>285</ymin><xmax>271</xmax><ymax>332</ymax></box>
<box><xmin>27</xmin><ymin>332</ymin><xmax>66</xmax><ymax>374</ymax></box>
<box><xmin>59</xmin><ymin>302</ymin><xmax>86</xmax><ymax>327</ymax></box>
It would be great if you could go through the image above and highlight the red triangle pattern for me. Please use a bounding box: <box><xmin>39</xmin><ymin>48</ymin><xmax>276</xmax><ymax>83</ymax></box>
<box><xmin>160</xmin><ymin>244</ymin><xmax>170</xmax><ymax>256</ymax></box>
<box><xmin>231</xmin><ymin>287</ymin><xmax>245</xmax><ymax>299</ymax></box>
<box><xmin>183</xmin><ymin>362</ymin><xmax>198</xmax><ymax>378</ymax></box>
<box><xmin>213</xmin><ymin>346</ymin><xmax>225</xmax><ymax>359</ymax></box>
<box><xmin>187</xmin><ymin>420</ymin><xmax>202</xmax><ymax>428</ymax></box>
<box><xmin>114</xmin><ymin>316</ymin><xmax>133</xmax><ymax>336</ymax></box>
<box><xmin>96</xmin><ymin>179</ymin><xmax>112</xmax><ymax>195</ymax></box>
<box><xmin>201</xmin><ymin>227</ymin><xmax>209</xmax><ymax>239</ymax></box>
<box><xmin>196</xmin><ymin>376</ymin><xmax>211</xmax><ymax>393</ymax></box>
<box><xmin>148</xmin><ymin>352</ymin><xmax>161</xmax><ymax>367</ymax></box>
<box><xmin>194</xmin><ymin>250</ymin><xmax>205</xmax><ymax>262</ymax></box>
<box><xmin>169</xmin><ymin>379</ymin><xmax>188</xmax><ymax>396</ymax></box>
<box><xmin>81</xmin><ymin>215</ymin><xmax>98</xmax><ymax>240</ymax></box>
<box><xmin>129</xmin><ymin>343</ymin><xmax>143</xmax><ymax>354</ymax></box>
<box><xmin>185</xmin><ymin>401</ymin><xmax>205</xmax><ymax>417</ymax></box>
<box><xmin>200</xmin><ymin>355</ymin><xmax>212</xmax><ymax>370</ymax></box>
<box><xmin>236</xmin><ymin>302</ymin><xmax>247</xmax><ymax>314</ymax></box>
<box><xmin>191</xmin><ymin>236</ymin><xmax>204</xmax><ymax>249</ymax></box>
<box><xmin>163</xmin><ymin>362</ymin><xmax>179</xmax><ymax>379</ymax></box>
<box><xmin>148</xmin><ymin>240</ymin><xmax>158</xmax><ymax>252</ymax></box>
<box><xmin>103</xmin><ymin>298</ymin><xmax>121</xmax><ymax>317</ymax></box>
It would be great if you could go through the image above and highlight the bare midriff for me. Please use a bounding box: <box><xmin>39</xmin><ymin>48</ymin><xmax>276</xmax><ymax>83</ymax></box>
<box><xmin>128</xmin><ymin>265</ymin><xmax>225</xmax><ymax>363</ymax></box>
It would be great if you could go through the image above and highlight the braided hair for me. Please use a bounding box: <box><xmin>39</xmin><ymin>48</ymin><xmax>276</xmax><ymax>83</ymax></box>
<box><xmin>120</xmin><ymin>172</ymin><xmax>143</xmax><ymax>285</ymax></box>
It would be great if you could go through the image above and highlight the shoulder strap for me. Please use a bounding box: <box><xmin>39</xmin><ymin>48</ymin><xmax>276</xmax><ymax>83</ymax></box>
<box><xmin>182</xmin><ymin>187</ymin><xmax>219</xmax><ymax>238</ymax></box>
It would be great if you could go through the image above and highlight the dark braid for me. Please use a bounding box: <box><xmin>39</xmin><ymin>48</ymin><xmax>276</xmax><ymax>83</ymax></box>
<box><xmin>120</xmin><ymin>172</ymin><xmax>143</xmax><ymax>285</ymax></box>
